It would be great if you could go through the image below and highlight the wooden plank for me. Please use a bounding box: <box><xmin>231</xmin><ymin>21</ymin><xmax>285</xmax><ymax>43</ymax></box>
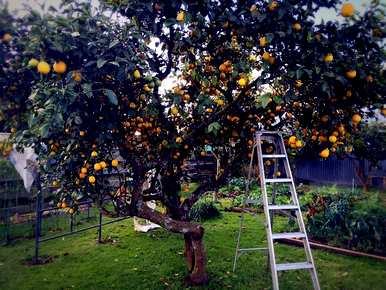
<box><xmin>279</xmin><ymin>238</ymin><xmax>386</xmax><ymax>262</ymax></box>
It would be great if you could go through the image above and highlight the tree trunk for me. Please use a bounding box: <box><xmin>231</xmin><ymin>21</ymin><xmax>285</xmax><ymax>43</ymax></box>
<box><xmin>138</xmin><ymin>203</ymin><xmax>209</xmax><ymax>286</ymax></box>
<box><xmin>353</xmin><ymin>159</ymin><xmax>368</xmax><ymax>192</ymax></box>
<box><xmin>184</xmin><ymin>234</ymin><xmax>194</xmax><ymax>272</ymax></box>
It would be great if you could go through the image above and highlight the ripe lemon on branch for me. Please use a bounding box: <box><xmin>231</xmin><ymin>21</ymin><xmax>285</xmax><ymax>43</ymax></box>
<box><xmin>37</xmin><ymin>61</ymin><xmax>50</xmax><ymax>74</ymax></box>
<box><xmin>2</xmin><ymin>33</ymin><xmax>12</xmax><ymax>42</ymax></box>
<box><xmin>176</xmin><ymin>10</ymin><xmax>185</xmax><ymax>22</ymax></box>
<box><xmin>346</xmin><ymin>70</ymin><xmax>357</xmax><ymax>78</ymax></box>
<box><xmin>352</xmin><ymin>114</ymin><xmax>361</xmax><ymax>123</ymax></box>
<box><xmin>111</xmin><ymin>159</ymin><xmax>119</xmax><ymax>167</ymax></box>
<box><xmin>324</xmin><ymin>53</ymin><xmax>333</xmax><ymax>62</ymax></box>
<box><xmin>53</xmin><ymin>61</ymin><xmax>67</xmax><ymax>74</ymax></box>
<box><xmin>319</xmin><ymin>148</ymin><xmax>330</xmax><ymax>158</ymax></box>
<box><xmin>238</xmin><ymin>77</ymin><xmax>248</xmax><ymax>87</ymax></box>
<box><xmin>28</xmin><ymin>58</ymin><xmax>39</xmax><ymax>67</ymax></box>
<box><xmin>88</xmin><ymin>175</ymin><xmax>96</xmax><ymax>184</ymax></box>
<box><xmin>133</xmin><ymin>69</ymin><xmax>141</xmax><ymax>80</ymax></box>
<box><xmin>341</xmin><ymin>3</ymin><xmax>354</xmax><ymax>17</ymax></box>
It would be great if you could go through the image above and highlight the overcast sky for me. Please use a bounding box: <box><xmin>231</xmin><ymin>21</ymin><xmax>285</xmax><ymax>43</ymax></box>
<box><xmin>5</xmin><ymin>0</ymin><xmax>372</xmax><ymax>21</ymax></box>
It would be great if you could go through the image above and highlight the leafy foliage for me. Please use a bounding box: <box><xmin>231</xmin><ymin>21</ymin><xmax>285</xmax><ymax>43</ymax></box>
<box><xmin>189</xmin><ymin>196</ymin><xmax>221</xmax><ymax>222</ymax></box>
<box><xmin>306</xmin><ymin>190</ymin><xmax>386</xmax><ymax>255</ymax></box>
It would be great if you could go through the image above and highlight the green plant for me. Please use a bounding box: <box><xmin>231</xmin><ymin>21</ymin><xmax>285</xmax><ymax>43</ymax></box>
<box><xmin>306</xmin><ymin>191</ymin><xmax>386</xmax><ymax>255</ymax></box>
<box><xmin>189</xmin><ymin>196</ymin><xmax>221</xmax><ymax>222</ymax></box>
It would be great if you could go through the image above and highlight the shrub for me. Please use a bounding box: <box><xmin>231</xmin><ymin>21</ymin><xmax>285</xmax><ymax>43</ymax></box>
<box><xmin>305</xmin><ymin>191</ymin><xmax>386</xmax><ymax>255</ymax></box>
<box><xmin>189</xmin><ymin>197</ymin><xmax>221</xmax><ymax>222</ymax></box>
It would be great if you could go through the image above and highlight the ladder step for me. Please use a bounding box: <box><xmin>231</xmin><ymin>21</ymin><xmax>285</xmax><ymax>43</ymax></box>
<box><xmin>276</xmin><ymin>262</ymin><xmax>314</xmax><ymax>271</ymax></box>
<box><xmin>268</xmin><ymin>204</ymin><xmax>299</xmax><ymax>210</ymax></box>
<box><xmin>265</xmin><ymin>178</ymin><xmax>292</xmax><ymax>183</ymax></box>
<box><xmin>262</xmin><ymin>154</ymin><xmax>286</xmax><ymax>158</ymax></box>
<box><xmin>271</xmin><ymin>232</ymin><xmax>305</xmax><ymax>240</ymax></box>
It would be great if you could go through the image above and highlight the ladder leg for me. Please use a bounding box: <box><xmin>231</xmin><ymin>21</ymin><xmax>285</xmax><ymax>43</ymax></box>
<box><xmin>233</xmin><ymin>213</ymin><xmax>244</xmax><ymax>272</ymax></box>
<box><xmin>279</xmin><ymin>134</ymin><xmax>320</xmax><ymax>290</ymax></box>
<box><xmin>257</xmin><ymin>134</ymin><xmax>280</xmax><ymax>290</ymax></box>
<box><xmin>233</xmin><ymin>144</ymin><xmax>257</xmax><ymax>272</ymax></box>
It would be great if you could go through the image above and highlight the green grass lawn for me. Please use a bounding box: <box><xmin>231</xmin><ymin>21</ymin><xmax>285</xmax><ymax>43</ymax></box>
<box><xmin>0</xmin><ymin>212</ymin><xmax>385</xmax><ymax>290</ymax></box>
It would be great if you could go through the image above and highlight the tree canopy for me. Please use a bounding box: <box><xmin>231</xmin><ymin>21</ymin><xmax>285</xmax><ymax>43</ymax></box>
<box><xmin>0</xmin><ymin>0</ymin><xmax>385</xmax><ymax>285</ymax></box>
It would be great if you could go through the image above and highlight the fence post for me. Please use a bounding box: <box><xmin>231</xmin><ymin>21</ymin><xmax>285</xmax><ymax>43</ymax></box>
<box><xmin>98</xmin><ymin>211</ymin><xmax>102</xmax><ymax>243</ymax></box>
<box><xmin>70</xmin><ymin>213</ymin><xmax>74</xmax><ymax>232</ymax></box>
<box><xmin>5</xmin><ymin>207</ymin><xmax>10</xmax><ymax>245</ymax></box>
<box><xmin>87</xmin><ymin>204</ymin><xmax>90</xmax><ymax>220</ymax></box>
<box><xmin>33</xmin><ymin>178</ymin><xmax>42</xmax><ymax>264</ymax></box>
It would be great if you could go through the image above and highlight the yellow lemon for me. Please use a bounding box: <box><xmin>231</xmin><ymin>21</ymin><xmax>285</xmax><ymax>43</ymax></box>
<box><xmin>248</xmin><ymin>54</ymin><xmax>257</xmax><ymax>62</ymax></box>
<box><xmin>72</xmin><ymin>71</ymin><xmax>82</xmax><ymax>82</ymax></box>
<box><xmin>238</xmin><ymin>77</ymin><xmax>247</xmax><ymax>87</ymax></box>
<box><xmin>88</xmin><ymin>175</ymin><xmax>96</xmax><ymax>184</ymax></box>
<box><xmin>352</xmin><ymin>114</ymin><xmax>361</xmax><ymax>123</ymax></box>
<box><xmin>292</xmin><ymin>23</ymin><xmax>302</xmax><ymax>31</ymax></box>
<box><xmin>289</xmin><ymin>136</ymin><xmax>297</xmax><ymax>144</ymax></box>
<box><xmin>324</xmin><ymin>53</ymin><xmax>333</xmax><ymax>62</ymax></box>
<box><xmin>259</xmin><ymin>36</ymin><xmax>267</xmax><ymax>47</ymax></box>
<box><xmin>319</xmin><ymin>148</ymin><xmax>330</xmax><ymax>158</ymax></box>
<box><xmin>81</xmin><ymin>167</ymin><xmax>88</xmax><ymax>174</ymax></box>
<box><xmin>37</xmin><ymin>61</ymin><xmax>50</xmax><ymax>74</ymax></box>
<box><xmin>176</xmin><ymin>10</ymin><xmax>185</xmax><ymax>22</ymax></box>
<box><xmin>346</xmin><ymin>70</ymin><xmax>357</xmax><ymax>78</ymax></box>
<box><xmin>171</xmin><ymin>106</ymin><xmax>178</xmax><ymax>115</ymax></box>
<box><xmin>262</xmin><ymin>52</ymin><xmax>271</xmax><ymax>61</ymax></box>
<box><xmin>133</xmin><ymin>69</ymin><xmax>141</xmax><ymax>80</ymax></box>
<box><xmin>94</xmin><ymin>163</ymin><xmax>102</xmax><ymax>171</ymax></box>
<box><xmin>28</xmin><ymin>58</ymin><xmax>39</xmax><ymax>67</ymax></box>
<box><xmin>100</xmin><ymin>161</ymin><xmax>107</xmax><ymax>169</ymax></box>
<box><xmin>91</xmin><ymin>151</ymin><xmax>98</xmax><ymax>158</ymax></box>
<box><xmin>53</xmin><ymin>61</ymin><xmax>67</xmax><ymax>74</ymax></box>
<box><xmin>341</xmin><ymin>3</ymin><xmax>354</xmax><ymax>17</ymax></box>
<box><xmin>329</xmin><ymin>136</ymin><xmax>337</xmax><ymax>143</ymax></box>
<box><xmin>295</xmin><ymin>80</ymin><xmax>303</xmax><ymax>88</ymax></box>
<box><xmin>111</xmin><ymin>159</ymin><xmax>119</xmax><ymax>167</ymax></box>
<box><xmin>2</xmin><ymin>33</ymin><xmax>12</xmax><ymax>42</ymax></box>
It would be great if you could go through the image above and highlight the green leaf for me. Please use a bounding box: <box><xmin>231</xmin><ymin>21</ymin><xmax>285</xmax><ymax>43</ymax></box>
<box><xmin>74</xmin><ymin>116</ymin><xmax>82</xmax><ymax>125</ymax></box>
<box><xmin>164</xmin><ymin>18</ymin><xmax>176</xmax><ymax>27</ymax></box>
<box><xmin>260</xmin><ymin>93</ymin><xmax>272</xmax><ymax>108</ymax></box>
<box><xmin>97</xmin><ymin>58</ymin><xmax>107</xmax><ymax>68</ymax></box>
<box><xmin>208</xmin><ymin>122</ymin><xmax>221</xmax><ymax>134</ymax></box>
<box><xmin>39</xmin><ymin>123</ymin><xmax>50</xmax><ymax>138</ymax></box>
<box><xmin>105</xmin><ymin>89</ymin><xmax>118</xmax><ymax>105</ymax></box>
<box><xmin>82</xmin><ymin>83</ymin><xmax>93</xmax><ymax>97</ymax></box>
<box><xmin>109</xmin><ymin>39</ymin><xmax>119</xmax><ymax>49</ymax></box>
<box><xmin>296</xmin><ymin>69</ymin><xmax>303</xmax><ymax>79</ymax></box>
<box><xmin>273</xmin><ymin>95</ymin><xmax>281</xmax><ymax>104</ymax></box>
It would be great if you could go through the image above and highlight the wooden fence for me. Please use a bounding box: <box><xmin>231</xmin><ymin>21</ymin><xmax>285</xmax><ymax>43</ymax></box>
<box><xmin>295</xmin><ymin>158</ymin><xmax>386</xmax><ymax>189</ymax></box>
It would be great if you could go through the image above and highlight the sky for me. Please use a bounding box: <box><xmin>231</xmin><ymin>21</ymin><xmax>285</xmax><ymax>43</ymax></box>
<box><xmin>5</xmin><ymin>0</ymin><xmax>372</xmax><ymax>20</ymax></box>
<box><xmin>3</xmin><ymin>0</ymin><xmax>385</xmax><ymax>121</ymax></box>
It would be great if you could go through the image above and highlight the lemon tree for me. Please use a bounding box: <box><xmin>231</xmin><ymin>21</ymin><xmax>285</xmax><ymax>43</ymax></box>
<box><xmin>0</xmin><ymin>0</ymin><xmax>385</xmax><ymax>285</ymax></box>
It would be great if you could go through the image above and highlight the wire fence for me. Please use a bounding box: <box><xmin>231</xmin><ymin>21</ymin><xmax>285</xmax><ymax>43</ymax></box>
<box><xmin>0</xmin><ymin>172</ymin><xmax>132</xmax><ymax>264</ymax></box>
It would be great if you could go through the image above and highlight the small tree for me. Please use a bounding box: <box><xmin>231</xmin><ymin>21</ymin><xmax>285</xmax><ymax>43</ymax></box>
<box><xmin>0</xmin><ymin>0</ymin><xmax>385</xmax><ymax>285</ymax></box>
<box><xmin>351</xmin><ymin>122</ymin><xmax>386</xmax><ymax>190</ymax></box>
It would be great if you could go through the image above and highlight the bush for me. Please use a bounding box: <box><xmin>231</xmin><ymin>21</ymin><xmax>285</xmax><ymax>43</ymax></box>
<box><xmin>305</xmin><ymin>191</ymin><xmax>386</xmax><ymax>255</ymax></box>
<box><xmin>189</xmin><ymin>197</ymin><xmax>221</xmax><ymax>222</ymax></box>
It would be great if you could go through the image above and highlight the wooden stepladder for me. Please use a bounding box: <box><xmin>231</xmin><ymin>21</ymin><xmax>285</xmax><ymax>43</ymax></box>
<box><xmin>233</xmin><ymin>131</ymin><xmax>320</xmax><ymax>290</ymax></box>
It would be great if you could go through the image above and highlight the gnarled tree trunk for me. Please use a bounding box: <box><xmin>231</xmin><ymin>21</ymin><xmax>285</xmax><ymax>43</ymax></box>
<box><xmin>138</xmin><ymin>203</ymin><xmax>209</xmax><ymax>286</ymax></box>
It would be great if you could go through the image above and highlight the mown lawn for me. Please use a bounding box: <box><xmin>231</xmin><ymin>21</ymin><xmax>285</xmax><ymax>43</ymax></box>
<box><xmin>0</xmin><ymin>212</ymin><xmax>385</xmax><ymax>290</ymax></box>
